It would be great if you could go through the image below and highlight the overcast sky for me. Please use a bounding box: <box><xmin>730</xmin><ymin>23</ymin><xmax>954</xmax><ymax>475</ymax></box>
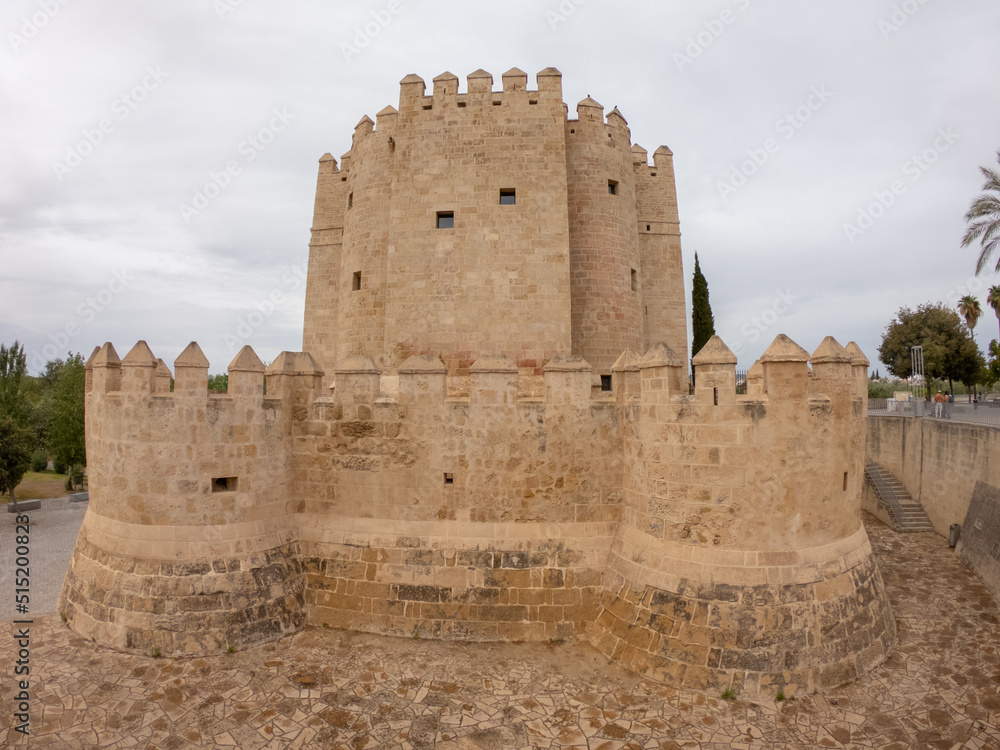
<box><xmin>3</xmin><ymin>0</ymin><xmax>998</xmax><ymax>376</ymax></box>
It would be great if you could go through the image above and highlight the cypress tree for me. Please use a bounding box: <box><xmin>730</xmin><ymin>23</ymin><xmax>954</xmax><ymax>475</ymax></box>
<box><xmin>691</xmin><ymin>252</ymin><xmax>716</xmax><ymax>361</ymax></box>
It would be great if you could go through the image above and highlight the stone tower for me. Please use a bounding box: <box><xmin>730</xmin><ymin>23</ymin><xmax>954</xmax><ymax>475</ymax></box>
<box><xmin>302</xmin><ymin>67</ymin><xmax>686</xmax><ymax>384</ymax></box>
<box><xmin>60</xmin><ymin>68</ymin><xmax>894</xmax><ymax>698</ymax></box>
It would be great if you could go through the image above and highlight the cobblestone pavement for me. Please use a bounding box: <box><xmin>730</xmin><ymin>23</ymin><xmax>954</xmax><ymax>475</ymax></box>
<box><xmin>1</xmin><ymin>518</ymin><xmax>998</xmax><ymax>749</ymax></box>
<box><xmin>0</xmin><ymin>497</ymin><xmax>88</xmax><ymax>617</ymax></box>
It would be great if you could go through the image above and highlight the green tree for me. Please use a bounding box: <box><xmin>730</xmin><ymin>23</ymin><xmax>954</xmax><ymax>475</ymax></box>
<box><xmin>878</xmin><ymin>303</ymin><xmax>985</xmax><ymax>396</ymax></box>
<box><xmin>0</xmin><ymin>416</ymin><xmax>34</xmax><ymax>509</ymax></box>
<box><xmin>963</xmin><ymin>149</ymin><xmax>1000</xmax><ymax>275</ymax></box>
<box><xmin>691</xmin><ymin>252</ymin><xmax>715</xmax><ymax>361</ymax></box>
<box><xmin>46</xmin><ymin>354</ymin><xmax>87</xmax><ymax>472</ymax></box>
<box><xmin>0</xmin><ymin>341</ymin><xmax>36</xmax><ymax>431</ymax></box>
<box><xmin>207</xmin><ymin>373</ymin><xmax>229</xmax><ymax>392</ymax></box>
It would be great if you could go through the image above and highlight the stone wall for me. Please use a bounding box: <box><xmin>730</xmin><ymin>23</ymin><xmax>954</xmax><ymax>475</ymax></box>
<box><xmin>595</xmin><ymin>335</ymin><xmax>892</xmax><ymax>695</ymax></box>
<box><xmin>956</xmin><ymin>481</ymin><xmax>1000</xmax><ymax>601</ymax></box>
<box><xmin>294</xmin><ymin>353</ymin><xmax>621</xmax><ymax>642</ymax></box>
<box><xmin>61</xmin><ymin>333</ymin><xmax>893</xmax><ymax>696</ymax></box>
<box><xmin>867</xmin><ymin>416</ymin><xmax>1000</xmax><ymax>536</ymax></box>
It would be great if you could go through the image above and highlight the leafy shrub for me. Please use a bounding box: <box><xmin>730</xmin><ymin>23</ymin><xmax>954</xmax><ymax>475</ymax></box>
<box><xmin>53</xmin><ymin>458</ymin><xmax>67</xmax><ymax>474</ymax></box>
<box><xmin>31</xmin><ymin>449</ymin><xmax>48</xmax><ymax>473</ymax></box>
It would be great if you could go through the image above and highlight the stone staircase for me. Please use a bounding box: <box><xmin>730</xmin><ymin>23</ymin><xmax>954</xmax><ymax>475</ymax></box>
<box><xmin>865</xmin><ymin>462</ymin><xmax>935</xmax><ymax>533</ymax></box>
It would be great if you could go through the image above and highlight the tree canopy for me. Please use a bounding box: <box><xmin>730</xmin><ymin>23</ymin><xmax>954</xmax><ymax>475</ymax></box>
<box><xmin>0</xmin><ymin>416</ymin><xmax>33</xmax><ymax>504</ymax></box>
<box><xmin>46</xmin><ymin>353</ymin><xmax>87</xmax><ymax>470</ymax></box>
<box><xmin>878</xmin><ymin>303</ymin><xmax>985</xmax><ymax>390</ymax></box>
<box><xmin>0</xmin><ymin>341</ymin><xmax>36</xmax><ymax>432</ymax></box>
<box><xmin>691</xmin><ymin>252</ymin><xmax>716</xmax><ymax>361</ymax></box>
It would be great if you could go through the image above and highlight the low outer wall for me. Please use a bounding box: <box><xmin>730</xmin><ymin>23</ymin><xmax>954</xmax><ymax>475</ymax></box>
<box><xmin>867</xmin><ymin>416</ymin><xmax>1000</xmax><ymax>537</ymax></box>
<box><xmin>956</xmin><ymin>482</ymin><xmax>1000</xmax><ymax>602</ymax></box>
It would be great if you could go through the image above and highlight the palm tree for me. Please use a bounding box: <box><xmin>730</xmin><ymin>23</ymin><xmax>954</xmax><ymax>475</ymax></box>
<box><xmin>962</xmin><ymin>150</ymin><xmax>1000</xmax><ymax>275</ymax></box>
<box><xmin>958</xmin><ymin>295</ymin><xmax>983</xmax><ymax>339</ymax></box>
<box><xmin>958</xmin><ymin>295</ymin><xmax>983</xmax><ymax>402</ymax></box>
<box><xmin>988</xmin><ymin>285</ymin><xmax>1000</xmax><ymax>344</ymax></box>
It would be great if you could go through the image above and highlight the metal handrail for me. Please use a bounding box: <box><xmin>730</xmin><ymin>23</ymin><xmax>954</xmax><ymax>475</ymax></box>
<box><xmin>864</xmin><ymin>462</ymin><xmax>905</xmax><ymax>530</ymax></box>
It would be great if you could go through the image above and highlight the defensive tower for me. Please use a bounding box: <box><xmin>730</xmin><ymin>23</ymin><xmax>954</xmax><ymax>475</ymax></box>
<box><xmin>60</xmin><ymin>68</ymin><xmax>894</xmax><ymax>697</ymax></box>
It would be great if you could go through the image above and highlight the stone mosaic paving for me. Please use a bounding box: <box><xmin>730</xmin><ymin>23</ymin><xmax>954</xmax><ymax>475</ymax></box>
<box><xmin>1</xmin><ymin>518</ymin><xmax>998</xmax><ymax>749</ymax></box>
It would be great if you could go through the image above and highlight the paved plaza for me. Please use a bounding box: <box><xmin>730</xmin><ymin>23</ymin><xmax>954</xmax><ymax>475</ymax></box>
<box><xmin>0</xmin><ymin>510</ymin><xmax>998</xmax><ymax>749</ymax></box>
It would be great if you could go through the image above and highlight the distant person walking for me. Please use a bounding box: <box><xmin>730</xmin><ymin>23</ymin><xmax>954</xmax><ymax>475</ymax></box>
<box><xmin>934</xmin><ymin>390</ymin><xmax>945</xmax><ymax>418</ymax></box>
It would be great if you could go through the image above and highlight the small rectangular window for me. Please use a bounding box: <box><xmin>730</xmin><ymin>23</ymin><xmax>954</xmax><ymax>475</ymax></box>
<box><xmin>499</xmin><ymin>189</ymin><xmax>516</xmax><ymax>205</ymax></box>
<box><xmin>601</xmin><ymin>375</ymin><xmax>612</xmax><ymax>392</ymax></box>
<box><xmin>646</xmin><ymin>224</ymin><xmax>651</xmax><ymax>231</ymax></box>
<box><xmin>608</xmin><ymin>180</ymin><xmax>618</xmax><ymax>195</ymax></box>
<box><xmin>352</xmin><ymin>272</ymin><xmax>362</xmax><ymax>291</ymax></box>
<box><xmin>843</xmin><ymin>472</ymin><xmax>848</xmax><ymax>491</ymax></box>
<box><xmin>436</xmin><ymin>211</ymin><xmax>454</xmax><ymax>229</ymax></box>
<box><xmin>422</xmin><ymin>104</ymin><xmax>432</xmax><ymax>110</ymax></box>
<box><xmin>444</xmin><ymin>473</ymin><xmax>454</xmax><ymax>485</ymax></box>
<box><xmin>348</xmin><ymin>192</ymin><xmax>353</xmax><ymax>209</ymax></box>
<box><xmin>630</xmin><ymin>268</ymin><xmax>638</xmax><ymax>291</ymax></box>
<box><xmin>212</xmin><ymin>477</ymin><xmax>238</xmax><ymax>493</ymax></box>
<box><xmin>457</xmin><ymin>101</ymin><xmax>467</xmax><ymax>108</ymax></box>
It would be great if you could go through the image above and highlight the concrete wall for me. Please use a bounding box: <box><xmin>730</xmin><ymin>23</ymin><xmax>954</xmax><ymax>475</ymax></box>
<box><xmin>955</xmin><ymin>482</ymin><xmax>1000</xmax><ymax>602</ymax></box>
<box><xmin>867</xmin><ymin>416</ymin><xmax>1000</xmax><ymax>537</ymax></box>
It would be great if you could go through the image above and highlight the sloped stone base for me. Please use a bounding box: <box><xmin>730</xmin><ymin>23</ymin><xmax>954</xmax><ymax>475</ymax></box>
<box><xmin>58</xmin><ymin>528</ymin><xmax>305</xmax><ymax>656</ymax></box>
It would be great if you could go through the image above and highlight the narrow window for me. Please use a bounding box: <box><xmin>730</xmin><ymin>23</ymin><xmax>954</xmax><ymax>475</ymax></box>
<box><xmin>457</xmin><ymin>101</ymin><xmax>467</xmax><ymax>108</ymax></box>
<box><xmin>646</xmin><ymin>224</ymin><xmax>651</xmax><ymax>231</ymax></box>
<box><xmin>601</xmin><ymin>375</ymin><xmax>612</xmax><ymax>392</ymax></box>
<box><xmin>650</xmin><ymin>171</ymin><xmax>657</xmax><ymax>177</ymax></box>
<box><xmin>348</xmin><ymin>192</ymin><xmax>353</xmax><ymax>209</ymax></box>
<box><xmin>630</xmin><ymin>268</ymin><xmax>638</xmax><ymax>291</ymax></box>
<box><xmin>492</xmin><ymin>99</ymin><xmax>502</xmax><ymax>106</ymax></box>
<box><xmin>212</xmin><ymin>477</ymin><xmax>238</xmax><ymax>493</ymax></box>
<box><xmin>499</xmin><ymin>189</ymin><xmax>516</xmax><ymax>205</ymax></box>
<box><xmin>570</xmin><ymin>128</ymin><xmax>576</xmax><ymax>134</ymax></box>
<box><xmin>341</xmin><ymin>176</ymin><xmax>347</xmax><ymax>182</ymax></box>
<box><xmin>713</xmin><ymin>387</ymin><xmax>719</xmax><ymax>406</ymax></box>
<box><xmin>352</xmin><ymin>272</ymin><xmax>362</xmax><ymax>291</ymax></box>
<box><xmin>608</xmin><ymin>180</ymin><xmax>618</xmax><ymax>195</ymax></box>
<box><xmin>436</xmin><ymin>211</ymin><xmax>454</xmax><ymax>229</ymax></box>
<box><xmin>843</xmin><ymin>472</ymin><xmax>848</xmax><ymax>491</ymax></box>
<box><xmin>444</xmin><ymin>473</ymin><xmax>454</xmax><ymax>485</ymax></box>
<box><xmin>528</xmin><ymin>98</ymin><xmax>538</xmax><ymax>105</ymax></box>
<box><xmin>422</xmin><ymin>104</ymin><xmax>432</xmax><ymax>110</ymax></box>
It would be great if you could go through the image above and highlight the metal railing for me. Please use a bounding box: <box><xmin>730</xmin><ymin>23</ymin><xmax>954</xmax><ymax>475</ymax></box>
<box><xmin>864</xmin><ymin>462</ymin><xmax>906</xmax><ymax>530</ymax></box>
<box><xmin>869</xmin><ymin>397</ymin><xmax>1000</xmax><ymax>427</ymax></box>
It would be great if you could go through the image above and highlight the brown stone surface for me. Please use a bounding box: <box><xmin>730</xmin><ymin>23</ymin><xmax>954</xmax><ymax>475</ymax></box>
<box><xmin>3</xmin><ymin>519</ymin><xmax>997</xmax><ymax>749</ymax></box>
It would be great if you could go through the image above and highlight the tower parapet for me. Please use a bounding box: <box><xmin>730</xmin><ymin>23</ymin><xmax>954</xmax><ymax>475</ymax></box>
<box><xmin>59</xmin><ymin>341</ymin><xmax>316</xmax><ymax>656</ymax></box>
<box><xmin>599</xmin><ymin>334</ymin><xmax>894</xmax><ymax>695</ymax></box>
